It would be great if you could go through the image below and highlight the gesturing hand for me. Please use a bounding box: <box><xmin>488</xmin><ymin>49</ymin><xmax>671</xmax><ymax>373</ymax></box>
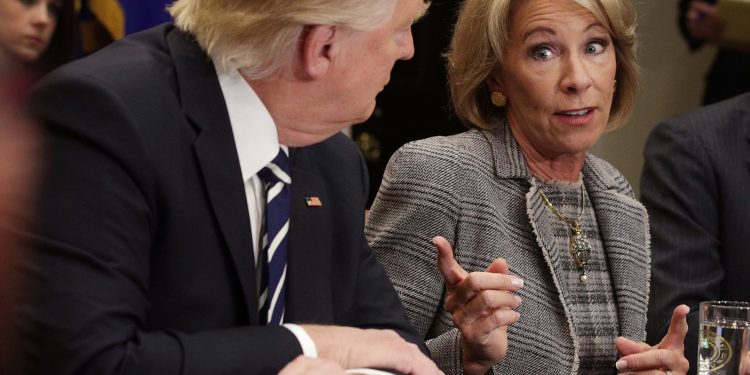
<box><xmin>615</xmin><ymin>305</ymin><xmax>690</xmax><ymax>374</ymax></box>
<box><xmin>741</xmin><ymin>350</ymin><xmax>750</xmax><ymax>375</ymax></box>
<box><xmin>433</xmin><ymin>236</ymin><xmax>523</xmax><ymax>375</ymax></box>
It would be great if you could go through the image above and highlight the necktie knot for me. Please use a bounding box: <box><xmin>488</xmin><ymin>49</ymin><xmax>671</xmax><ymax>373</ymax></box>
<box><xmin>258</xmin><ymin>149</ymin><xmax>291</xmax><ymax>186</ymax></box>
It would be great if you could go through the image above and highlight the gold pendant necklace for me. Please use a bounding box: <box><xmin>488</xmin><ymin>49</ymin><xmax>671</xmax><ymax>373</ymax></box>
<box><xmin>538</xmin><ymin>184</ymin><xmax>592</xmax><ymax>282</ymax></box>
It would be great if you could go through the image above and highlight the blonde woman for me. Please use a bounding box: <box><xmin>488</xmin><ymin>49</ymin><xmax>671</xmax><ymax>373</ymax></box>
<box><xmin>367</xmin><ymin>0</ymin><xmax>689</xmax><ymax>373</ymax></box>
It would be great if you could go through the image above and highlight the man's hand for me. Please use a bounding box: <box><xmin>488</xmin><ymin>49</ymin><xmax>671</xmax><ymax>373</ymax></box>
<box><xmin>302</xmin><ymin>325</ymin><xmax>443</xmax><ymax>375</ymax></box>
<box><xmin>615</xmin><ymin>305</ymin><xmax>690</xmax><ymax>374</ymax></box>
<box><xmin>279</xmin><ymin>356</ymin><xmax>346</xmax><ymax>375</ymax></box>
<box><xmin>433</xmin><ymin>236</ymin><xmax>523</xmax><ymax>375</ymax></box>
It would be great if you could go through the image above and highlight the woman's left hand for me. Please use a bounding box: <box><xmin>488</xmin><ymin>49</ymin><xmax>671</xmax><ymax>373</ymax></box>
<box><xmin>614</xmin><ymin>305</ymin><xmax>690</xmax><ymax>374</ymax></box>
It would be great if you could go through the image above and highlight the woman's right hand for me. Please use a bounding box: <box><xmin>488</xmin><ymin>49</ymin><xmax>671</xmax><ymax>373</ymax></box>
<box><xmin>433</xmin><ymin>236</ymin><xmax>524</xmax><ymax>375</ymax></box>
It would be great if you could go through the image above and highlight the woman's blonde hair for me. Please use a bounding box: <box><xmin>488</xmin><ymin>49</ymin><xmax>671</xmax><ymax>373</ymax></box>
<box><xmin>446</xmin><ymin>0</ymin><xmax>638</xmax><ymax>130</ymax></box>
<box><xmin>169</xmin><ymin>0</ymin><xmax>398</xmax><ymax>77</ymax></box>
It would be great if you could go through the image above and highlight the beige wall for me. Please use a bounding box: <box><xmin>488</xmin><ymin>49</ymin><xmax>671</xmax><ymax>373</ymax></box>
<box><xmin>592</xmin><ymin>0</ymin><xmax>716</xmax><ymax>197</ymax></box>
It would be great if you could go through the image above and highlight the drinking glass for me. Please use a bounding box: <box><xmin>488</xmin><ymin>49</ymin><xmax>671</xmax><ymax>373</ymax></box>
<box><xmin>698</xmin><ymin>301</ymin><xmax>750</xmax><ymax>375</ymax></box>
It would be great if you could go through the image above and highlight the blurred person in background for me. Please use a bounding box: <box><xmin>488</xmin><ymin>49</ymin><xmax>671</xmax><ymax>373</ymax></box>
<box><xmin>0</xmin><ymin>67</ymin><xmax>40</xmax><ymax>375</ymax></box>
<box><xmin>0</xmin><ymin>0</ymin><xmax>60</xmax><ymax>72</ymax></box>
<box><xmin>367</xmin><ymin>0</ymin><xmax>690</xmax><ymax>373</ymax></box>
<box><xmin>679</xmin><ymin>0</ymin><xmax>750</xmax><ymax>104</ymax></box>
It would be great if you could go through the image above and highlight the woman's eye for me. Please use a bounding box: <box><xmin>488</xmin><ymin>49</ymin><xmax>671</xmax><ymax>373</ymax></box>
<box><xmin>585</xmin><ymin>41</ymin><xmax>606</xmax><ymax>54</ymax></box>
<box><xmin>532</xmin><ymin>47</ymin><xmax>554</xmax><ymax>61</ymax></box>
<box><xmin>19</xmin><ymin>0</ymin><xmax>37</xmax><ymax>7</ymax></box>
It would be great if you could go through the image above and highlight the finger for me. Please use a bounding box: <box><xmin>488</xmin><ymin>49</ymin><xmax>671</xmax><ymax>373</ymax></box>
<box><xmin>444</xmin><ymin>273</ymin><xmax>524</xmax><ymax>311</ymax></box>
<box><xmin>451</xmin><ymin>290</ymin><xmax>522</xmax><ymax>323</ymax></box>
<box><xmin>387</xmin><ymin>341</ymin><xmax>445</xmax><ymax>375</ymax></box>
<box><xmin>741</xmin><ymin>351</ymin><xmax>750</xmax><ymax>375</ymax></box>
<box><xmin>434</xmin><ymin>236</ymin><xmax>467</xmax><ymax>286</ymax></box>
<box><xmin>485</xmin><ymin>257</ymin><xmax>509</xmax><ymax>275</ymax></box>
<box><xmin>615</xmin><ymin>336</ymin><xmax>652</xmax><ymax>356</ymax></box>
<box><xmin>659</xmin><ymin>305</ymin><xmax>689</xmax><ymax>350</ymax></box>
<box><xmin>616</xmin><ymin>349</ymin><xmax>688</xmax><ymax>373</ymax></box>
<box><xmin>456</xmin><ymin>308</ymin><xmax>520</xmax><ymax>339</ymax></box>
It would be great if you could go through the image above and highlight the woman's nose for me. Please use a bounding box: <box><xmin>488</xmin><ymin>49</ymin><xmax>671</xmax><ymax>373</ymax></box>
<box><xmin>30</xmin><ymin>3</ymin><xmax>53</xmax><ymax>29</ymax></box>
<box><xmin>559</xmin><ymin>54</ymin><xmax>593</xmax><ymax>94</ymax></box>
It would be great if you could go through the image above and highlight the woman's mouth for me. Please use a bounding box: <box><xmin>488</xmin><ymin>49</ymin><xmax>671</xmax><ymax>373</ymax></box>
<box><xmin>558</xmin><ymin>108</ymin><xmax>592</xmax><ymax>116</ymax></box>
<box><xmin>554</xmin><ymin>108</ymin><xmax>595</xmax><ymax>125</ymax></box>
<box><xmin>23</xmin><ymin>36</ymin><xmax>45</xmax><ymax>48</ymax></box>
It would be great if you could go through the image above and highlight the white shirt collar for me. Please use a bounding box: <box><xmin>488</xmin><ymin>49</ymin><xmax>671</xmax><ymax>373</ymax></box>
<box><xmin>214</xmin><ymin>62</ymin><xmax>286</xmax><ymax>181</ymax></box>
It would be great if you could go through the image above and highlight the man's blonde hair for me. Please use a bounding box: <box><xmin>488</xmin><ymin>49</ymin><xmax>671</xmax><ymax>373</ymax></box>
<box><xmin>169</xmin><ymin>0</ymin><xmax>397</xmax><ymax>77</ymax></box>
<box><xmin>446</xmin><ymin>0</ymin><xmax>638</xmax><ymax>130</ymax></box>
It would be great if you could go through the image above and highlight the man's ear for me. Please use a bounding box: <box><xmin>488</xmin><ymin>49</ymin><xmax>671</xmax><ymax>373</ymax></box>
<box><xmin>299</xmin><ymin>25</ymin><xmax>337</xmax><ymax>79</ymax></box>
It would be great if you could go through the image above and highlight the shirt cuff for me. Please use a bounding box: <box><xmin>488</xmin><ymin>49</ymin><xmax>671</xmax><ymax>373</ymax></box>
<box><xmin>283</xmin><ymin>323</ymin><xmax>318</xmax><ymax>358</ymax></box>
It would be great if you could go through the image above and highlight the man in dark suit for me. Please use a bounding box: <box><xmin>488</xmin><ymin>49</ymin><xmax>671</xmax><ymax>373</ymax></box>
<box><xmin>643</xmin><ymin>92</ymin><xmax>750</xmax><ymax>374</ymax></box>
<box><xmin>14</xmin><ymin>0</ymin><xmax>442</xmax><ymax>374</ymax></box>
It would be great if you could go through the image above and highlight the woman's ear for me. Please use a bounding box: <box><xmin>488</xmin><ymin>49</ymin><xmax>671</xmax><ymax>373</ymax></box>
<box><xmin>299</xmin><ymin>25</ymin><xmax>337</xmax><ymax>79</ymax></box>
<box><xmin>486</xmin><ymin>69</ymin><xmax>503</xmax><ymax>92</ymax></box>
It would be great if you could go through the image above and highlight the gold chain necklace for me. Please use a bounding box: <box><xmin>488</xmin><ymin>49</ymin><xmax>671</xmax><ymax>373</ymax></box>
<box><xmin>538</xmin><ymin>184</ymin><xmax>592</xmax><ymax>282</ymax></box>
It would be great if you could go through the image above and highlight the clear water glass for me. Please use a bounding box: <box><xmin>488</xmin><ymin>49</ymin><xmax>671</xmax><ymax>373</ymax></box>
<box><xmin>698</xmin><ymin>301</ymin><xmax>750</xmax><ymax>375</ymax></box>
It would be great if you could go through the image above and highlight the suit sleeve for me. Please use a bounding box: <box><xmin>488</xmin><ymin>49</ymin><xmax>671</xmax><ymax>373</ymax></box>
<box><xmin>18</xmin><ymin>74</ymin><xmax>302</xmax><ymax>375</ymax></box>
<box><xmin>642</xmin><ymin>119</ymin><xmax>720</xmax><ymax>372</ymax></box>
<box><xmin>347</xmin><ymin>147</ymin><xmax>431</xmax><ymax>356</ymax></box>
<box><xmin>366</xmin><ymin>139</ymin><xmax>467</xmax><ymax>374</ymax></box>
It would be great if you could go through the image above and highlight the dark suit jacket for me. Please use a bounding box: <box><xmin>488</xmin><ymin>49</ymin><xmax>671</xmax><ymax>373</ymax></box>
<box><xmin>18</xmin><ymin>24</ymin><xmax>424</xmax><ymax>375</ymax></box>
<box><xmin>642</xmin><ymin>93</ymin><xmax>750</xmax><ymax>374</ymax></box>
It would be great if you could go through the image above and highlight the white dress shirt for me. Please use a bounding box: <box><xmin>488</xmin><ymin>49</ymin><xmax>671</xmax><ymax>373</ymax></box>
<box><xmin>215</xmin><ymin>63</ymin><xmax>317</xmax><ymax>358</ymax></box>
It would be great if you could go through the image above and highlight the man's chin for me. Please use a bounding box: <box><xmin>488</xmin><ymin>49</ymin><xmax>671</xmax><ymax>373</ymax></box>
<box><xmin>353</xmin><ymin>104</ymin><xmax>378</xmax><ymax>126</ymax></box>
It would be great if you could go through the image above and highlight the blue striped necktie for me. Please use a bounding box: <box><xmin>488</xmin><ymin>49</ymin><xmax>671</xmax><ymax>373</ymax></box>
<box><xmin>257</xmin><ymin>149</ymin><xmax>291</xmax><ymax>324</ymax></box>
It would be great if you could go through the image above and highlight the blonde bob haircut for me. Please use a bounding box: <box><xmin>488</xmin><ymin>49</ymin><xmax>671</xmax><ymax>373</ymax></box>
<box><xmin>447</xmin><ymin>0</ymin><xmax>638</xmax><ymax>130</ymax></box>
<box><xmin>169</xmin><ymin>0</ymin><xmax>398</xmax><ymax>77</ymax></box>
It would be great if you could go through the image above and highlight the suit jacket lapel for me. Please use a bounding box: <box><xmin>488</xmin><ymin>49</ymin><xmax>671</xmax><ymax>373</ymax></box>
<box><xmin>484</xmin><ymin>122</ymin><xmax>562</xmax><ymax>284</ymax></box>
<box><xmin>284</xmin><ymin>148</ymin><xmax>334</xmax><ymax>323</ymax></box>
<box><xmin>168</xmin><ymin>29</ymin><xmax>258</xmax><ymax>323</ymax></box>
<box><xmin>583</xmin><ymin>160</ymin><xmax>650</xmax><ymax>341</ymax></box>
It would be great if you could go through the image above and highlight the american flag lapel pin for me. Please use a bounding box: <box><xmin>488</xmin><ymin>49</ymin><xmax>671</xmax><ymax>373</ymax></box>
<box><xmin>305</xmin><ymin>196</ymin><xmax>322</xmax><ymax>207</ymax></box>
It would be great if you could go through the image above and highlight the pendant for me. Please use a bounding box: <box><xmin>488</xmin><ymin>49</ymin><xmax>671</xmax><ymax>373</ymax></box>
<box><xmin>569</xmin><ymin>223</ymin><xmax>591</xmax><ymax>282</ymax></box>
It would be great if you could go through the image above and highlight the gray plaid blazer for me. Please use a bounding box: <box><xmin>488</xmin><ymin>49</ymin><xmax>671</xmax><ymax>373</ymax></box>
<box><xmin>366</xmin><ymin>122</ymin><xmax>651</xmax><ymax>374</ymax></box>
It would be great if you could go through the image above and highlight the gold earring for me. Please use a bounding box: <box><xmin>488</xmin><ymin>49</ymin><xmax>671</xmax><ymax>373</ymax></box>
<box><xmin>491</xmin><ymin>91</ymin><xmax>506</xmax><ymax>107</ymax></box>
